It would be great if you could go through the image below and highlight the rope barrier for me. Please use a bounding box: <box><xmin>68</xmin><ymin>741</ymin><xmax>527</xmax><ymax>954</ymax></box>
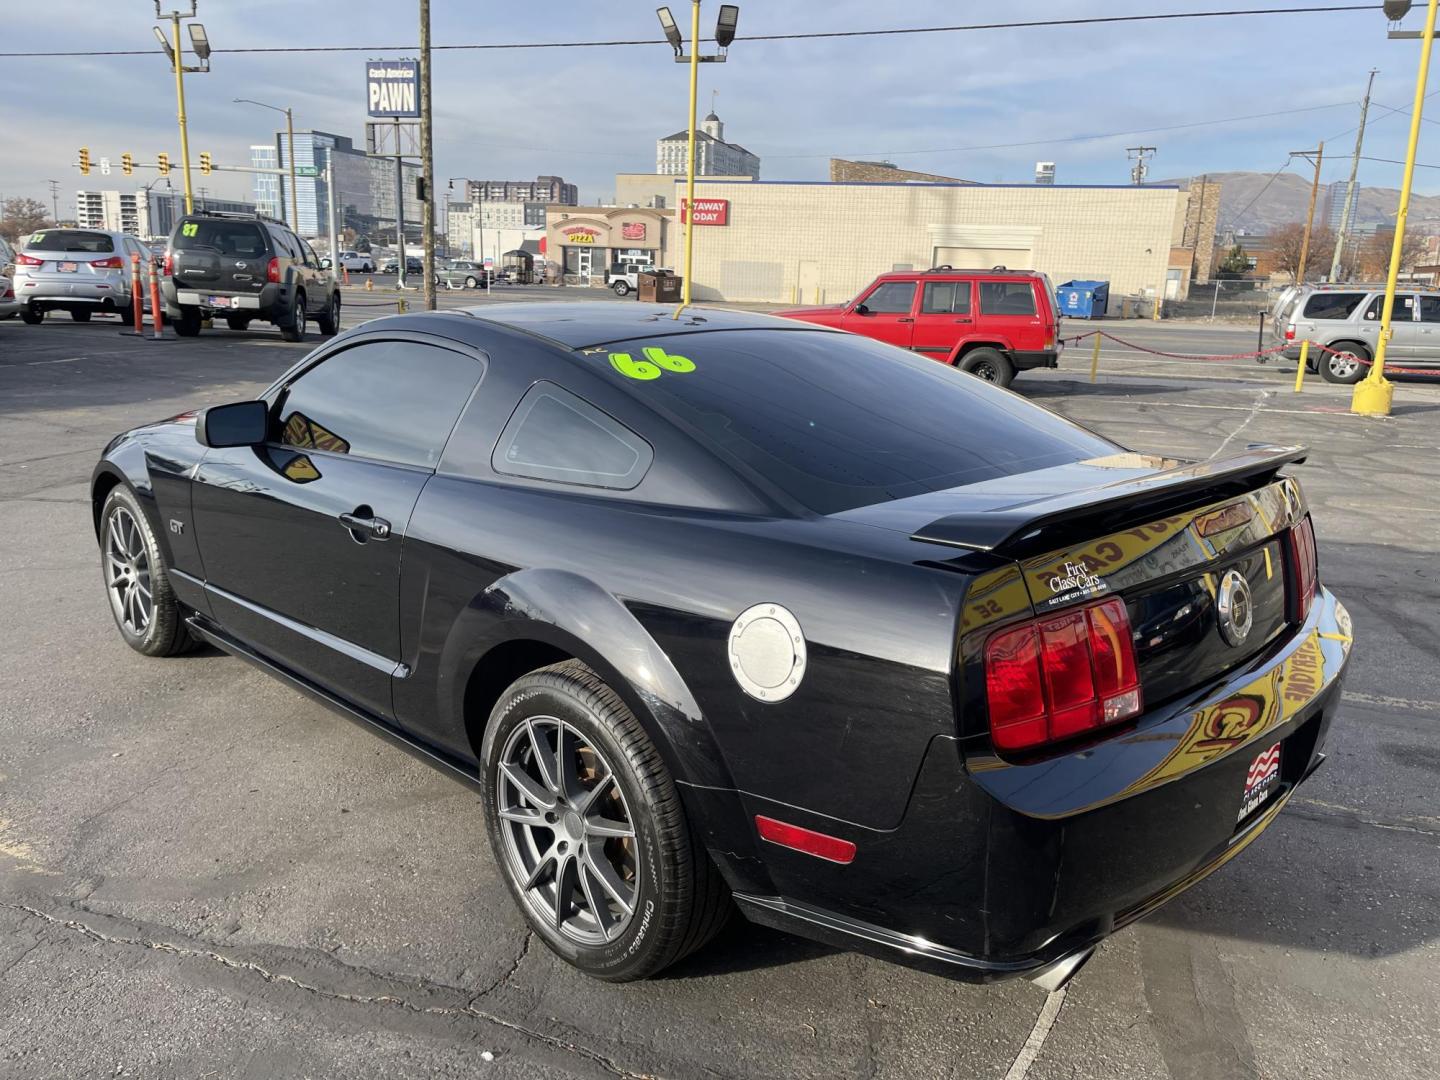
<box><xmin>1062</xmin><ymin>329</ymin><xmax>1439</xmax><ymax>377</ymax></box>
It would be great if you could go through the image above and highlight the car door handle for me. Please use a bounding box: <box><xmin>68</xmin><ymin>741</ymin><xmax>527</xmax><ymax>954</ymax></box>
<box><xmin>954</xmin><ymin>318</ymin><xmax>973</xmax><ymax>324</ymax></box>
<box><xmin>339</xmin><ymin>510</ymin><xmax>391</xmax><ymax>540</ymax></box>
<box><xmin>896</xmin><ymin>317</ymin><xmax>914</xmax><ymax>323</ymax></box>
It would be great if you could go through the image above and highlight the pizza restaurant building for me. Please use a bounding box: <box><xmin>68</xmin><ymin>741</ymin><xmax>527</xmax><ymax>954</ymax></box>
<box><xmin>544</xmin><ymin>206</ymin><xmax>673</xmax><ymax>285</ymax></box>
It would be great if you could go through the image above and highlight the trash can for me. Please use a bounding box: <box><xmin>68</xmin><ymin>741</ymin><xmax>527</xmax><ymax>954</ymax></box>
<box><xmin>638</xmin><ymin>271</ymin><xmax>682</xmax><ymax>303</ymax></box>
<box><xmin>1055</xmin><ymin>280</ymin><xmax>1109</xmax><ymax>319</ymax></box>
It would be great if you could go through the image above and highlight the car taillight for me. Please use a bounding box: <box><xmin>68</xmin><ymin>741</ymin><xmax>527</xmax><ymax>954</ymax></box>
<box><xmin>984</xmin><ymin>597</ymin><xmax>1142</xmax><ymax>753</ymax></box>
<box><xmin>1284</xmin><ymin>325</ymin><xmax>1296</xmax><ymax>341</ymax></box>
<box><xmin>162</xmin><ymin>253</ymin><xmax>174</xmax><ymax>276</ymax></box>
<box><xmin>1288</xmin><ymin>515</ymin><xmax>1319</xmax><ymax>623</ymax></box>
<box><xmin>266</xmin><ymin>257</ymin><xmax>280</xmax><ymax>283</ymax></box>
<box><xmin>91</xmin><ymin>256</ymin><xmax>124</xmax><ymax>269</ymax></box>
<box><xmin>15</xmin><ymin>252</ymin><xmax>42</xmax><ymax>266</ymax></box>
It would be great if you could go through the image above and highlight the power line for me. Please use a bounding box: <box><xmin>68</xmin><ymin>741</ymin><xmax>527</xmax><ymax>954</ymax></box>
<box><xmin>0</xmin><ymin>5</ymin><xmax>1380</xmax><ymax>59</ymax></box>
<box><xmin>1224</xmin><ymin>159</ymin><xmax>1298</xmax><ymax>229</ymax></box>
<box><xmin>764</xmin><ymin>101</ymin><xmax>1355</xmax><ymax>161</ymax></box>
<box><xmin>1361</xmin><ymin>155</ymin><xmax>1440</xmax><ymax>169</ymax></box>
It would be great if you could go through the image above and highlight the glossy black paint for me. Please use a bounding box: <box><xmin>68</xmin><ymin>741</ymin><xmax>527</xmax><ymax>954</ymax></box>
<box><xmin>91</xmin><ymin>303</ymin><xmax>1351</xmax><ymax>982</ymax></box>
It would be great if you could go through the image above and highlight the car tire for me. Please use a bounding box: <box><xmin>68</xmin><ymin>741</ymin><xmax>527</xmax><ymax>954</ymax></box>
<box><xmin>612</xmin><ymin>281</ymin><xmax>630</xmax><ymax>297</ymax></box>
<box><xmin>118</xmin><ymin>304</ymin><xmax>136</xmax><ymax>328</ymax></box>
<box><xmin>316</xmin><ymin>293</ymin><xmax>340</xmax><ymax>336</ymax></box>
<box><xmin>173</xmin><ymin>306</ymin><xmax>202</xmax><ymax>337</ymax></box>
<box><xmin>465</xmin><ymin>276</ymin><xmax>479</xmax><ymax>289</ymax></box>
<box><xmin>482</xmin><ymin>660</ymin><xmax>731</xmax><ymax>982</ymax></box>
<box><xmin>363</xmin><ymin>263</ymin><xmax>373</xmax><ymax>274</ymax></box>
<box><xmin>958</xmin><ymin>347</ymin><xmax>1016</xmax><ymax>388</ymax></box>
<box><xmin>20</xmin><ymin>306</ymin><xmax>43</xmax><ymax>325</ymax></box>
<box><xmin>0</xmin><ymin>312</ymin><xmax>15</xmax><ymax>320</ymax></box>
<box><xmin>1318</xmin><ymin>341</ymin><xmax>1369</xmax><ymax>384</ymax></box>
<box><xmin>281</xmin><ymin>292</ymin><xmax>307</xmax><ymax>343</ymax></box>
<box><xmin>72</xmin><ymin>309</ymin><xmax>92</xmax><ymax>322</ymax></box>
<box><xmin>99</xmin><ymin>485</ymin><xmax>200</xmax><ymax>658</ymax></box>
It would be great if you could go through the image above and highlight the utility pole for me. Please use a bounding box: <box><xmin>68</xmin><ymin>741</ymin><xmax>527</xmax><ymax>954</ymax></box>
<box><xmin>1127</xmin><ymin>146</ymin><xmax>1157</xmax><ymax>185</ymax></box>
<box><xmin>419</xmin><ymin>0</ymin><xmax>436</xmax><ymax>310</ymax></box>
<box><xmin>1331</xmin><ymin>69</ymin><xmax>1377</xmax><ymax>282</ymax></box>
<box><xmin>326</xmin><ymin>156</ymin><xmax>339</xmax><ymax>258</ymax></box>
<box><xmin>46</xmin><ymin>179</ymin><xmax>60</xmax><ymax>222</ymax></box>
<box><xmin>1292</xmin><ymin>144</ymin><xmax>1325</xmax><ymax>283</ymax></box>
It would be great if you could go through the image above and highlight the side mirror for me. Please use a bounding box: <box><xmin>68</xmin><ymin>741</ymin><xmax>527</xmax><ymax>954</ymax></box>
<box><xmin>854</xmin><ymin>303</ymin><xmax>870</xmax><ymax>315</ymax></box>
<box><xmin>196</xmin><ymin>400</ymin><xmax>269</xmax><ymax>448</ymax></box>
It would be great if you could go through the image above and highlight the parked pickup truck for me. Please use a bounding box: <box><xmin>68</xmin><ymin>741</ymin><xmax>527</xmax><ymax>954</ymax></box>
<box><xmin>607</xmin><ymin>263</ymin><xmax>673</xmax><ymax>297</ymax></box>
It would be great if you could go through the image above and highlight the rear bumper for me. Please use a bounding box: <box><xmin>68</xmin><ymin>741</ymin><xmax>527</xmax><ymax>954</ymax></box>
<box><xmin>1011</xmin><ymin>348</ymin><xmax>1061</xmax><ymax>370</ymax></box>
<box><xmin>717</xmin><ymin>587</ymin><xmax>1350</xmax><ymax>982</ymax></box>
<box><xmin>163</xmin><ymin>281</ymin><xmax>279</xmax><ymax>317</ymax></box>
<box><xmin>15</xmin><ymin>272</ymin><xmax>129</xmax><ymax>305</ymax></box>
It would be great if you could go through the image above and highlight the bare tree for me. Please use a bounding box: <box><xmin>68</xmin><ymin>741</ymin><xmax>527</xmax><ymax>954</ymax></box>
<box><xmin>1354</xmin><ymin>228</ymin><xmax>1428</xmax><ymax>280</ymax></box>
<box><xmin>1269</xmin><ymin>223</ymin><xmax>1336</xmax><ymax>282</ymax></box>
<box><xmin>0</xmin><ymin>197</ymin><xmax>52</xmax><ymax>242</ymax></box>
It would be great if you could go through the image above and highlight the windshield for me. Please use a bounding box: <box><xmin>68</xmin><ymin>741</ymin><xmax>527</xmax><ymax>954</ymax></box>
<box><xmin>24</xmin><ymin>230</ymin><xmax>115</xmax><ymax>253</ymax></box>
<box><xmin>594</xmin><ymin>329</ymin><xmax>1116</xmax><ymax>514</ymax></box>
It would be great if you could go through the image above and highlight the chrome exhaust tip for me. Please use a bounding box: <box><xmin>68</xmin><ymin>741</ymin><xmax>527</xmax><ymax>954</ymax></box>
<box><xmin>1028</xmin><ymin>945</ymin><xmax>1095</xmax><ymax>993</ymax></box>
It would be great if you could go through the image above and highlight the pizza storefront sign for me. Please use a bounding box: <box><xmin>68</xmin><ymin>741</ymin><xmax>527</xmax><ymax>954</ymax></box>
<box><xmin>682</xmin><ymin>198</ymin><xmax>730</xmax><ymax>226</ymax></box>
<box><xmin>563</xmin><ymin>227</ymin><xmax>598</xmax><ymax>244</ymax></box>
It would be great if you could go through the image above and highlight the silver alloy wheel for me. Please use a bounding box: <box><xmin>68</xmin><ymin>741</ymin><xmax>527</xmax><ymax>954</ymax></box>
<box><xmin>497</xmin><ymin>715</ymin><xmax>640</xmax><ymax>946</ymax></box>
<box><xmin>293</xmin><ymin>297</ymin><xmax>306</xmax><ymax>337</ymax></box>
<box><xmin>105</xmin><ymin>506</ymin><xmax>153</xmax><ymax>636</ymax></box>
<box><xmin>1329</xmin><ymin>351</ymin><xmax>1362</xmax><ymax>379</ymax></box>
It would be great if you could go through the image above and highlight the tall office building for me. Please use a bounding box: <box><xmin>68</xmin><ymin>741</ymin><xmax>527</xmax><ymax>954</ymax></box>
<box><xmin>656</xmin><ymin>112</ymin><xmax>760</xmax><ymax>178</ymax></box>
<box><xmin>252</xmin><ymin>130</ymin><xmax>422</xmax><ymax>244</ymax></box>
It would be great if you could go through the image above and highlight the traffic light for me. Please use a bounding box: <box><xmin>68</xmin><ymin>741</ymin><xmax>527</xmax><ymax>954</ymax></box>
<box><xmin>199</xmin><ymin>152</ymin><xmax>212</xmax><ymax>176</ymax></box>
<box><xmin>416</xmin><ymin>176</ymin><xmax>429</xmax><ymax>203</ymax></box>
<box><xmin>121</xmin><ymin>153</ymin><xmax>134</xmax><ymax>177</ymax></box>
<box><xmin>157</xmin><ymin>153</ymin><xmax>171</xmax><ymax>176</ymax></box>
<box><xmin>79</xmin><ymin>147</ymin><xmax>91</xmax><ymax>175</ymax></box>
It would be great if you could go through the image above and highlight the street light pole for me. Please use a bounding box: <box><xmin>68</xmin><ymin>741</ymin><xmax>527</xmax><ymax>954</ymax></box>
<box><xmin>1355</xmin><ymin>0</ymin><xmax>1439</xmax><ymax>416</ymax></box>
<box><xmin>679</xmin><ymin>1</ymin><xmax>701</xmax><ymax>316</ymax></box>
<box><xmin>235</xmin><ymin>99</ymin><xmax>298</xmax><ymax>230</ymax></box>
<box><xmin>420</xmin><ymin>0</ymin><xmax>437</xmax><ymax>311</ymax></box>
<box><xmin>169</xmin><ymin>13</ymin><xmax>194</xmax><ymax>213</ymax></box>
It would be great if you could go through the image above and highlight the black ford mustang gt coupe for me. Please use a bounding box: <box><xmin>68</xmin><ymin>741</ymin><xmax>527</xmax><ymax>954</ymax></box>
<box><xmin>92</xmin><ymin>303</ymin><xmax>1351</xmax><ymax>987</ymax></box>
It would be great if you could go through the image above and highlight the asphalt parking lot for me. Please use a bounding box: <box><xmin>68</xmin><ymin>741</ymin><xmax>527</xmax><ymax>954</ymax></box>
<box><xmin>1</xmin><ymin>301</ymin><xmax>1437</xmax><ymax>1080</ymax></box>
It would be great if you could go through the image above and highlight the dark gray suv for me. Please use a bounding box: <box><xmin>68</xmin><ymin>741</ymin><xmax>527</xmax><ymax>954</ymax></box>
<box><xmin>161</xmin><ymin>213</ymin><xmax>340</xmax><ymax>341</ymax></box>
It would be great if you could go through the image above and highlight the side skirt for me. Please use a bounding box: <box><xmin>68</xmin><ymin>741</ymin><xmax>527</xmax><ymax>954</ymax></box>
<box><xmin>186</xmin><ymin>613</ymin><xmax>483</xmax><ymax>793</ymax></box>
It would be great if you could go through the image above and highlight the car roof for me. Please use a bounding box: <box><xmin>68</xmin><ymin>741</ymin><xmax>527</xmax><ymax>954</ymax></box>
<box><xmin>456</xmin><ymin>302</ymin><xmax>844</xmax><ymax>349</ymax></box>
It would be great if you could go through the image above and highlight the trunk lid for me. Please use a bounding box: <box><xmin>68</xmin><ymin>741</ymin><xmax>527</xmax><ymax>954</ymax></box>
<box><xmin>845</xmin><ymin>446</ymin><xmax>1308</xmax><ymax>710</ymax></box>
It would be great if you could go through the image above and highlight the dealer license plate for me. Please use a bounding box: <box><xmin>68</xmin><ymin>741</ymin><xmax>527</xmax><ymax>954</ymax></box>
<box><xmin>207</xmin><ymin>295</ymin><xmax>241</xmax><ymax>309</ymax></box>
<box><xmin>1238</xmin><ymin>742</ymin><xmax>1281</xmax><ymax>822</ymax></box>
<box><xmin>58</xmin><ymin>262</ymin><xmax>78</xmax><ymax>273</ymax></box>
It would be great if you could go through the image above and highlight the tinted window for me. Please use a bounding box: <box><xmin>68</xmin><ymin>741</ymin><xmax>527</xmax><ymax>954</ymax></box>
<box><xmin>174</xmin><ymin>219</ymin><xmax>267</xmax><ymax>258</ymax></box>
<box><xmin>979</xmin><ymin>281</ymin><xmax>1038</xmax><ymax>316</ymax></box>
<box><xmin>277</xmin><ymin>340</ymin><xmax>481</xmax><ymax>468</ymax></box>
<box><xmin>598</xmin><ymin>331</ymin><xmax>1115</xmax><ymax>514</ymax></box>
<box><xmin>1302</xmin><ymin>292</ymin><xmax>1365</xmax><ymax>320</ymax></box>
<box><xmin>1363</xmin><ymin>294</ymin><xmax>1416</xmax><ymax>320</ymax></box>
<box><xmin>25</xmin><ymin>229</ymin><xmax>114</xmax><ymax>253</ymax></box>
<box><xmin>921</xmin><ymin>281</ymin><xmax>971</xmax><ymax>315</ymax></box>
<box><xmin>494</xmin><ymin>383</ymin><xmax>653</xmax><ymax>489</ymax></box>
<box><xmin>860</xmin><ymin>282</ymin><xmax>915</xmax><ymax>314</ymax></box>
<box><xmin>303</xmin><ymin>241</ymin><xmax>322</xmax><ymax>267</ymax></box>
<box><xmin>1423</xmin><ymin>297</ymin><xmax>1440</xmax><ymax>323</ymax></box>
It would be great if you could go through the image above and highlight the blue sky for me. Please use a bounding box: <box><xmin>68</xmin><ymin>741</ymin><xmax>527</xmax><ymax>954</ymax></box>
<box><xmin>4</xmin><ymin>1</ymin><xmax>1439</xmax><ymax>215</ymax></box>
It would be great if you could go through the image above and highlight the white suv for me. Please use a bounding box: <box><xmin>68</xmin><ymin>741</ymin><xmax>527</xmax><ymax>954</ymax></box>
<box><xmin>607</xmin><ymin>262</ymin><xmax>669</xmax><ymax>296</ymax></box>
<box><xmin>12</xmin><ymin>228</ymin><xmax>152</xmax><ymax>325</ymax></box>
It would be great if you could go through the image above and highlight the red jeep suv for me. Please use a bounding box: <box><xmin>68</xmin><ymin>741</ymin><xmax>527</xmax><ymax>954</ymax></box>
<box><xmin>773</xmin><ymin>266</ymin><xmax>1061</xmax><ymax>387</ymax></box>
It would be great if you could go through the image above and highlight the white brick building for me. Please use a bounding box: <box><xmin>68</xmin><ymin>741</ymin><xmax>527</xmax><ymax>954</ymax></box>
<box><xmin>656</xmin><ymin>113</ymin><xmax>759</xmax><ymax>179</ymax></box>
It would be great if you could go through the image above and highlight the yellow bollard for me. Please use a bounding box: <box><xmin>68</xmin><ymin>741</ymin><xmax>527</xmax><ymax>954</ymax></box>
<box><xmin>365</xmin><ymin>277</ymin><xmax>374</xmax><ymax>292</ymax></box>
<box><xmin>1294</xmin><ymin>340</ymin><xmax>1309</xmax><ymax>393</ymax></box>
<box><xmin>813</xmin><ymin>286</ymin><xmax>820</xmax><ymax>305</ymax></box>
<box><xmin>1089</xmin><ymin>333</ymin><xmax>1102</xmax><ymax>383</ymax></box>
<box><xmin>396</xmin><ymin>297</ymin><xmax>407</xmax><ymax>314</ymax></box>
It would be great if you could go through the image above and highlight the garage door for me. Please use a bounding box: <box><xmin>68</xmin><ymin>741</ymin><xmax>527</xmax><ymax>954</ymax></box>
<box><xmin>933</xmin><ymin>246</ymin><xmax>1033</xmax><ymax>271</ymax></box>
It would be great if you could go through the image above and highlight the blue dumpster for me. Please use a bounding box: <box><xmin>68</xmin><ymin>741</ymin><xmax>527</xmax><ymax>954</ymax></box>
<box><xmin>1055</xmin><ymin>280</ymin><xmax>1109</xmax><ymax>319</ymax></box>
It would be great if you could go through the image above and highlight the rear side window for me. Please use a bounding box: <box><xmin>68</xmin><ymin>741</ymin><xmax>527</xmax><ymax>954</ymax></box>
<box><xmin>979</xmin><ymin>281</ymin><xmax>1037</xmax><ymax>316</ymax></box>
<box><xmin>493</xmin><ymin>382</ymin><xmax>653</xmax><ymax>490</ymax></box>
<box><xmin>1301</xmin><ymin>292</ymin><xmax>1364</xmax><ymax>320</ymax></box>
<box><xmin>174</xmin><ymin>220</ymin><xmax>267</xmax><ymax>258</ymax></box>
<box><xmin>25</xmin><ymin>230</ymin><xmax>114</xmax><ymax>253</ymax></box>
<box><xmin>1363</xmin><ymin>294</ymin><xmax>1416</xmax><ymax>320</ymax></box>
<box><xmin>921</xmin><ymin>281</ymin><xmax>971</xmax><ymax>315</ymax></box>
<box><xmin>600</xmin><ymin>330</ymin><xmax>1115</xmax><ymax>514</ymax></box>
<box><xmin>276</xmin><ymin>340</ymin><xmax>482</xmax><ymax>468</ymax></box>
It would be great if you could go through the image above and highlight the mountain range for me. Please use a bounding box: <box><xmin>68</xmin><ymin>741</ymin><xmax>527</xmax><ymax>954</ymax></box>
<box><xmin>1162</xmin><ymin>171</ymin><xmax>1440</xmax><ymax>235</ymax></box>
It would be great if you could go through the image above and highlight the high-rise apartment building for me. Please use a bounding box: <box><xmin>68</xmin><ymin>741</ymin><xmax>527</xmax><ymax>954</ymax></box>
<box><xmin>656</xmin><ymin>112</ymin><xmax>760</xmax><ymax>179</ymax></box>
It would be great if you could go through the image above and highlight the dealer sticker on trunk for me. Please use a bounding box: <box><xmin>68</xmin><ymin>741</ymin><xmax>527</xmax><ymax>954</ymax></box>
<box><xmin>1238</xmin><ymin>742</ymin><xmax>1281</xmax><ymax>822</ymax></box>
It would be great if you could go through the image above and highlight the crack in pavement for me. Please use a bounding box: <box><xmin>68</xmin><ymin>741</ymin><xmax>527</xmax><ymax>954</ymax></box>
<box><xmin>4</xmin><ymin>902</ymin><xmax>656</xmax><ymax>1080</ymax></box>
<box><xmin>466</xmin><ymin>930</ymin><xmax>533</xmax><ymax>1006</ymax></box>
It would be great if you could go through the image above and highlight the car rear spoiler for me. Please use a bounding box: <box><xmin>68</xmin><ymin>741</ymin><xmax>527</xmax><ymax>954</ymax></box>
<box><xmin>910</xmin><ymin>445</ymin><xmax>1307</xmax><ymax>557</ymax></box>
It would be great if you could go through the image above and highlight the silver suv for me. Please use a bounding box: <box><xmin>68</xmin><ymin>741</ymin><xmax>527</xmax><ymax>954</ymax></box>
<box><xmin>1274</xmin><ymin>283</ymin><xmax>1440</xmax><ymax>383</ymax></box>
<box><xmin>12</xmin><ymin>228</ymin><xmax>153</xmax><ymax>326</ymax></box>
